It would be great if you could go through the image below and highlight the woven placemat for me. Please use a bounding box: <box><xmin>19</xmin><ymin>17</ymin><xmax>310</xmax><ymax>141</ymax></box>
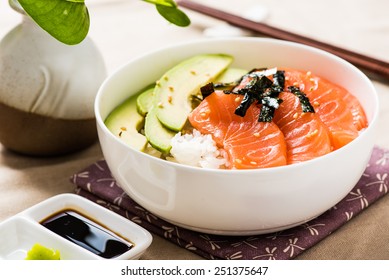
<box><xmin>71</xmin><ymin>146</ymin><xmax>389</xmax><ymax>260</ymax></box>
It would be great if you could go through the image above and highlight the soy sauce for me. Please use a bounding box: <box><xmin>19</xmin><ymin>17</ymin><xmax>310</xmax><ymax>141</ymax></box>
<box><xmin>41</xmin><ymin>210</ymin><xmax>134</xmax><ymax>259</ymax></box>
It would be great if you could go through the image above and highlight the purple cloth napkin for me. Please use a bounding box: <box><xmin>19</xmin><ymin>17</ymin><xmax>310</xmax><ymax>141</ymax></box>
<box><xmin>71</xmin><ymin>146</ymin><xmax>389</xmax><ymax>260</ymax></box>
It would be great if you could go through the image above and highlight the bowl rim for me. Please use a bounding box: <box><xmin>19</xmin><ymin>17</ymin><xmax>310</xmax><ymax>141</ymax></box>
<box><xmin>95</xmin><ymin>37</ymin><xmax>379</xmax><ymax>174</ymax></box>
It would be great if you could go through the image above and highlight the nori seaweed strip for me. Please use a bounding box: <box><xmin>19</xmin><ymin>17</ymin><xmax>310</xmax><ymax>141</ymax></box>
<box><xmin>288</xmin><ymin>86</ymin><xmax>315</xmax><ymax>113</ymax></box>
<box><xmin>213</xmin><ymin>80</ymin><xmax>241</xmax><ymax>90</ymax></box>
<box><xmin>235</xmin><ymin>92</ymin><xmax>256</xmax><ymax>117</ymax></box>
<box><xmin>232</xmin><ymin>73</ymin><xmax>259</xmax><ymax>94</ymax></box>
<box><xmin>257</xmin><ymin>71</ymin><xmax>285</xmax><ymax>122</ymax></box>
<box><xmin>234</xmin><ymin>75</ymin><xmax>274</xmax><ymax>117</ymax></box>
<box><xmin>221</xmin><ymin>74</ymin><xmax>255</xmax><ymax>95</ymax></box>
<box><xmin>259</xmin><ymin>105</ymin><xmax>275</xmax><ymax>122</ymax></box>
<box><xmin>231</xmin><ymin>74</ymin><xmax>260</xmax><ymax>116</ymax></box>
<box><xmin>273</xmin><ymin>70</ymin><xmax>285</xmax><ymax>88</ymax></box>
<box><xmin>258</xmin><ymin>91</ymin><xmax>284</xmax><ymax>122</ymax></box>
<box><xmin>258</xmin><ymin>75</ymin><xmax>274</xmax><ymax>90</ymax></box>
<box><xmin>248</xmin><ymin>67</ymin><xmax>268</xmax><ymax>74</ymax></box>
<box><xmin>200</xmin><ymin>83</ymin><xmax>215</xmax><ymax>99</ymax></box>
<box><xmin>217</xmin><ymin>68</ymin><xmax>288</xmax><ymax>122</ymax></box>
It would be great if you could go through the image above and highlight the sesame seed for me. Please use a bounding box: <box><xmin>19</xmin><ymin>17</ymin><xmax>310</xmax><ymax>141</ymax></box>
<box><xmin>158</xmin><ymin>102</ymin><xmax>164</xmax><ymax>108</ymax></box>
<box><xmin>235</xmin><ymin>97</ymin><xmax>241</xmax><ymax>103</ymax></box>
<box><xmin>285</xmin><ymin>76</ymin><xmax>290</xmax><ymax>81</ymax></box>
<box><xmin>293</xmin><ymin>112</ymin><xmax>299</xmax><ymax>119</ymax></box>
<box><xmin>253</xmin><ymin>132</ymin><xmax>260</xmax><ymax>137</ymax></box>
<box><xmin>306</xmin><ymin>129</ymin><xmax>319</xmax><ymax>138</ymax></box>
<box><xmin>293</xmin><ymin>82</ymin><xmax>299</xmax><ymax>86</ymax></box>
<box><xmin>313</xmin><ymin>101</ymin><xmax>320</xmax><ymax>106</ymax></box>
<box><xmin>120</xmin><ymin>127</ymin><xmax>127</xmax><ymax>131</ymax></box>
<box><xmin>235</xmin><ymin>159</ymin><xmax>242</xmax><ymax>164</ymax></box>
<box><xmin>168</xmin><ymin>95</ymin><xmax>173</xmax><ymax>103</ymax></box>
<box><xmin>309</xmin><ymin>78</ymin><xmax>315</xmax><ymax>82</ymax></box>
<box><xmin>250</xmin><ymin>161</ymin><xmax>257</xmax><ymax>165</ymax></box>
<box><xmin>168</xmin><ymin>86</ymin><xmax>174</xmax><ymax>92</ymax></box>
<box><xmin>200</xmin><ymin>109</ymin><xmax>210</xmax><ymax>118</ymax></box>
<box><xmin>190</xmin><ymin>70</ymin><xmax>197</xmax><ymax>75</ymax></box>
<box><xmin>306</xmin><ymin>71</ymin><xmax>312</xmax><ymax>76</ymax></box>
<box><xmin>309</xmin><ymin>86</ymin><xmax>314</xmax><ymax>91</ymax></box>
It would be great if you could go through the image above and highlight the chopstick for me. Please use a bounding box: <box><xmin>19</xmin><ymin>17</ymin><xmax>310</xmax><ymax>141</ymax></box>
<box><xmin>177</xmin><ymin>0</ymin><xmax>389</xmax><ymax>81</ymax></box>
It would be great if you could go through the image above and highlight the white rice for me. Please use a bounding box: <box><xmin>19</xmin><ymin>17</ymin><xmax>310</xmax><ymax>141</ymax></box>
<box><xmin>170</xmin><ymin>129</ymin><xmax>226</xmax><ymax>169</ymax></box>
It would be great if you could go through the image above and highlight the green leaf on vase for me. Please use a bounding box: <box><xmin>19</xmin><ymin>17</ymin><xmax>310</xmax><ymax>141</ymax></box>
<box><xmin>16</xmin><ymin>0</ymin><xmax>190</xmax><ymax>45</ymax></box>
<box><xmin>142</xmin><ymin>0</ymin><xmax>176</xmax><ymax>8</ymax></box>
<box><xmin>156</xmin><ymin>5</ymin><xmax>191</xmax><ymax>27</ymax></box>
<box><xmin>143</xmin><ymin>0</ymin><xmax>190</xmax><ymax>26</ymax></box>
<box><xmin>17</xmin><ymin>0</ymin><xmax>89</xmax><ymax>45</ymax></box>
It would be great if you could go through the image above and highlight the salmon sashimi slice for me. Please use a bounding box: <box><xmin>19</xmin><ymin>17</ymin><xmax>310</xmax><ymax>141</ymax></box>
<box><xmin>188</xmin><ymin>91</ymin><xmax>287</xmax><ymax>169</ymax></box>
<box><xmin>187</xmin><ymin>68</ymin><xmax>367</xmax><ymax>169</ymax></box>
<box><xmin>223</xmin><ymin>120</ymin><xmax>287</xmax><ymax>169</ymax></box>
<box><xmin>188</xmin><ymin>90</ymin><xmax>245</xmax><ymax>146</ymax></box>
<box><xmin>338</xmin><ymin>88</ymin><xmax>368</xmax><ymax>131</ymax></box>
<box><xmin>273</xmin><ymin>91</ymin><xmax>332</xmax><ymax>164</ymax></box>
<box><xmin>282</xmin><ymin>68</ymin><xmax>362</xmax><ymax>150</ymax></box>
<box><xmin>297</xmin><ymin>70</ymin><xmax>368</xmax><ymax>131</ymax></box>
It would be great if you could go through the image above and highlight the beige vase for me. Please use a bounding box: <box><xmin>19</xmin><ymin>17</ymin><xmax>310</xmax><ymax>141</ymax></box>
<box><xmin>0</xmin><ymin>0</ymin><xmax>106</xmax><ymax>156</ymax></box>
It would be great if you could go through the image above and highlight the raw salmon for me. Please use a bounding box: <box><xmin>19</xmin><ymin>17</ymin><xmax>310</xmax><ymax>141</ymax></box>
<box><xmin>223</xmin><ymin>120</ymin><xmax>288</xmax><ymax>169</ymax></box>
<box><xmin>273</xmin><ymin>91</ymin><xmax>332</xmax><ymax>164</ymax></box>
<box><xmin>338</xmin><ymin>87</ymin><xmax>368</xmax><ymax>131</ymax></box>
<box><xmin>282</xmin><ymin>68</ymin><xmax>365</xmax><ymax>150</ymax></box>
<box><xmin>188</xmin><ymin>67</ymin><xmax>367</xmax><ymax>169</ymax></box>
<box><xmin>188</xmin><ymin>90</ymin><xmax>243</xmax><ymax>146</ymax></box>
<box><xmin>188</xmin><ymin>90</ymin><xmax>287</xmax><ymax>169</ymax></box>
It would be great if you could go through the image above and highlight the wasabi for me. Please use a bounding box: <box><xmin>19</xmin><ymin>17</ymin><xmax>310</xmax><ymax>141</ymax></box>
<box><xmin>25</xmin><ymin>243</ymin><xmax>60</xmax><ymax>260</ymax></box>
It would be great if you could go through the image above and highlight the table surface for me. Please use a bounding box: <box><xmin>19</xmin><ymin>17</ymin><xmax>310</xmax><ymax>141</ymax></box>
<box><xmin>1</xmin><ymin>0</ymin><xmax>388</xmax><ymax>260</ymax></box>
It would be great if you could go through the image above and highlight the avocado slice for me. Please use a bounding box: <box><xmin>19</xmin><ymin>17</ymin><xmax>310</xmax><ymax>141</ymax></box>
<box><xmin>144</xmin><ymin>105</ymin><xmax>176</xmax><ymax>153</ymax></box>
<box><xmin>136</xmin><ymin>86</ymin><xmax>154</xmax><ymax>116</ymax></box>
<box><xmin>216</xmin><ymin>67</ymin><xmax>248</xmax><ymax>84</ymax></box>
<box><xmin>154</xmin><ymin>54</ymin><xmax>233</xmax><ymax>132</ymax></box>
<box><xmin>142</xmin><ymin>66</ymin><xmax>247</xmax><ymax>154</ymax></box>
<box><xmin>105</xmin><ymin>93</ymin><xmax>148</xmax><ymax>151</ymax></box>
<box><xmin>134</xmin><ymin>85</ymin><xmax>177</xmax><ymax>153</ymax></box>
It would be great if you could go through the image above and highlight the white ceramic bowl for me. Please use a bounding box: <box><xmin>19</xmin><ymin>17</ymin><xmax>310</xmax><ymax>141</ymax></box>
<box><xmin>95</xmin><ymin>38</ymin><xmax>378</xmax><ymax>235</ymax></box>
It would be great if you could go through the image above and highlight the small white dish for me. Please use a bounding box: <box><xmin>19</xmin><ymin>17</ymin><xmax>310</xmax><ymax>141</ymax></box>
<box><xmin>0</xmin><ymin>193</ymin><xmax>152</xmax><ymax>260</ymax></box>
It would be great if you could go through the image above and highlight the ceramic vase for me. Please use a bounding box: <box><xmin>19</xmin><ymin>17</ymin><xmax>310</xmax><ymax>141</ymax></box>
<box><xmin>0</xmin><ymin>0</ymin><xmax>107</xmax><ymax>156</ymax></box>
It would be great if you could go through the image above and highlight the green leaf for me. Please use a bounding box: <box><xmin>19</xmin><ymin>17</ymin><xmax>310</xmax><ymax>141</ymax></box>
<box><xmin>142</xmin><ymin>0</ymin><xmax>176</xmax><ymax>8</ymax></box>
<box><xmin>156</xmin><ymin>5</ymin><xmax>191</xmax><ymax>27</ymax></box>
<box><xmin>17</xmin><ymin>0</ymin><xmax>89</xmax><ymax>45</ymax></box>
